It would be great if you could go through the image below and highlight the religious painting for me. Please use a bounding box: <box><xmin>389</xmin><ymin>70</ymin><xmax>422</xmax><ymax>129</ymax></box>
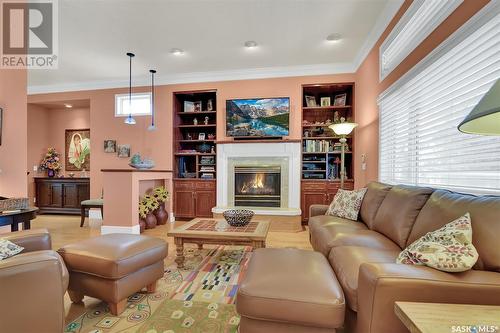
<box><xmin>65</xmin><ymin>129</ymin><xmax>90</xmax><ymax>171</ymax></box>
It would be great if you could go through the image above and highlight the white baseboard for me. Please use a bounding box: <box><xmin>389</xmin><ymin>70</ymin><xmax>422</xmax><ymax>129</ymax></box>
<box><xmin>101</xmin><ymin>224</ymin><xmax>140</xmax><ymax>235</ymax></box>
<box><xmin>89</xmin><ymin>208</ymin><xmax>103</xmax><ymax>220</ymax></box>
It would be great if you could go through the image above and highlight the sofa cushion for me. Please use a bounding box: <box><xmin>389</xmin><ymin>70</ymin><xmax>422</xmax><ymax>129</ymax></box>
<box><xmin>360</xmin><ymin>182</ymin><xmax>392</xmax><ymax>228</ymax></box>
<box><xmin>398</xmin><ymin>213</ymin><xmax>479</xmax><ymax>272</ymax></box>
<box><xmin>237</xmin><ymin>248</ymin><xmax>345</xmax><ymax>329</ymax></box>
<box><xmin>408</xmin><ymin>189</ymin><xmax>500</xmax><ymax>273</ymax></box>
<box><xmin>371</xmin><ymin>185</ymin><xmax>434</xmax><ymax>248</ymax></box>
<box><xmin>328</xmin><ymin>246</ymin><xmax>399</xmax><ymax>311</ymax></box>
<box><xmin>309</xmin><ymin>215</ymin><xmax>368</xmax><ymax>255</ymax></box>
<box><xmin>326</xmin><ymin>188</ymin><xmax>367</xmax><ymax>221</ymax></box>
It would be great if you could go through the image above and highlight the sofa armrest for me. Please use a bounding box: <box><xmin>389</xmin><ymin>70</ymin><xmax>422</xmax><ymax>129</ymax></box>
<box><xmin>356</xmin><ymin>263</ymin><xmax>500</xmax><ymax>333</ymax></box>
<box><xmin>0</xmin><ymin>250</ymin><xmax>66</xmax><ymax>333</ymax></box>
<box><xmin>309</xmin><ymin>204</ymin><xmax>329</xmax><ymax>217</ymax></box>
<box><xmin>2</xmin><ymin>228</ymin><xmax>51</xmax><ymax>252</ymax></box>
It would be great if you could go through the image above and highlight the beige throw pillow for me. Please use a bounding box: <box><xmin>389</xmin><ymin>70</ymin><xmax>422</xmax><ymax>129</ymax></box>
<box><xmin>0</xmin><ymin>239</ymin><xmax>24</xmax><ymax>260</ymax></box>
<box><xmin>397</xmin><ymin>213</ymin><xmax>478</xmax><ymax>272</ymax></box>
<box><xmin>325</xmin><ymin>188</ymin><xmax>367</xmax><ymax>221</ymax></box>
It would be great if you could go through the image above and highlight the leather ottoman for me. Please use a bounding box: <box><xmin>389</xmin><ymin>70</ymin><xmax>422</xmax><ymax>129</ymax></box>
<box><xmin>236</xmin><ymin>248</ymin><xmax>345</xmax><ymax>333</ymax></box>
<box><xmin>58</xmin><ymin>233</ymin><xmax>168</xmax><ymax>315</ymax></box>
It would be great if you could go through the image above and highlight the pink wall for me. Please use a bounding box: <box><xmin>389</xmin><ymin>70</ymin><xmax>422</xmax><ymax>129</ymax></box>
<box><xmin>28</xmin><ymin>73</ymin><xmax>356</xmax><ymax>196</ymax></box>
<box><xmin>0</xmin><ymin>69</ymin><xmax>28</xmax><ymax>197</ymax></box>
<box><xmin>354</xmin><ymin>0</ymin><xmax>490</xmax><ymax>186</ymax></box>
<box><xmin>27</xmin><ymin>104</ymin><xmax>90</xmax><ymax>202</ymax></box>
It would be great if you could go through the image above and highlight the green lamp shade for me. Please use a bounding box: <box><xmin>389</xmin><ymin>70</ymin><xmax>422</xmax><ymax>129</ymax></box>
<box><xmin>458</xmin><ymin>79</ymin><xmax>500</xmax><ymax>135</ymax></box>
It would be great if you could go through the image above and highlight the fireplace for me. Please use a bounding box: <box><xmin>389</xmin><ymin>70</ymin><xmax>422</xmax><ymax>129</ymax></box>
<box><xmin>234</xmin><ymin>166</ymin><xmax>281</xmax><ymax>207</ymax></box>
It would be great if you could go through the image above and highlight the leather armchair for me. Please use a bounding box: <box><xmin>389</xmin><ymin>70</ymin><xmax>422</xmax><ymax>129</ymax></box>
<box><xmin>0</xmin><ymin>229</ymin><xmax>68</xmax><ymax>333</ymax></box>
<box><xmin>356</xmin><ymin>262</ymin><xmax>500</xmax><ymax>333</ymax></box>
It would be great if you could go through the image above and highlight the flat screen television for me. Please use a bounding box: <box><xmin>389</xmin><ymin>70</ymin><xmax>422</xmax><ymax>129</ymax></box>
<box><xmin>226</xmin><ymin>97</ymin><xmax>290</xmax><ymax>137</ymax></box>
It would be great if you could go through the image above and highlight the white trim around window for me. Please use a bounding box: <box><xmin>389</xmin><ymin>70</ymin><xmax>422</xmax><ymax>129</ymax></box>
<box><xmin>379</xmin><ymin>0</ymin><xmax>463</xmax><ymax>82</ymax></box>
<box><xmin>115</xmin><ymin>92</ymin><xmax>152</xmax><ymax>117</ymax></box>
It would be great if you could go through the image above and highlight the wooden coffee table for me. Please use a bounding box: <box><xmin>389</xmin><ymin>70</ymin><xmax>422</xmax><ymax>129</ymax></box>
<box><xmin>167</xmin><ymin>218</ymin><xmax>270</xmax><ymax>268</ymax></box>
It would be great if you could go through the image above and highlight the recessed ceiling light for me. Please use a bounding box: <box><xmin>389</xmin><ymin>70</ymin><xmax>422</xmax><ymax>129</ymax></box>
<box><xmin>326</xmin><ymin>33</ymin><xmax>342</xmax><ymax>42</ymax></box>
<box><xmin>244</xmin><ymin>40</ymin><xmax>258</xmax><ymax>48</ymax></box>
<box><xmin>170</xmin><ymin>48</ymin><xmax>184</xmax><ymax>55</ymax></box>
<box><xmin>64</xmin><ymin>104</ymin><xmax>72</xmax><ymax>108</ymax></box>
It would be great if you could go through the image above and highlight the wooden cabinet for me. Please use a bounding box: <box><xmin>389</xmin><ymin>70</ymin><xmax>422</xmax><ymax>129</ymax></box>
<box><xmin>173</xmin><ymin>179</ymin><xmax>216</xmax><ymax>219</ymax></box>
<box><xmin>35</xmin><ymin>178</ymin><xmax>90</xmax><ymax>214</ymax></box>
<box><xmin>301</xmin><ymin>180</ymin><xmax>354</xmax><ymax>223</ymax></box>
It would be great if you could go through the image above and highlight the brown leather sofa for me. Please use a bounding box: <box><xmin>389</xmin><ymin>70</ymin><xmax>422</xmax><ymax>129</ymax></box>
<box><xmin>0</xmin><ymin>228</ymin><xmax>69</xmax><ymax>333</ymax></box>
<box><xmin>309</xmin><ymin>182</ymin><xmax>500</xmax><ymax>333</ymax></box>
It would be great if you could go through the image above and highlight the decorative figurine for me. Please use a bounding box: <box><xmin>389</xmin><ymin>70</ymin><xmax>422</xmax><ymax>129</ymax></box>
<box><xmin>211</xmin><ymin>146</ymin><xmax>215</xmax><ymax>154</ymax></box>
<box><xmin>334</xmin><ymin>110</ymin><xmax>340</xmax><ymax>123</ymax></box>
<box><xmin>187</xmin><ymin>133</ymin><xmax>192</xmax><ymax>140</ymax></box>
<box><xmin>207</xmin><ymin>99</ymin><xmax>214</xmax><ymax>111</ymax></box>
<box><xmin>204</xmin><ymin>116</ymin><xmax>209</xmax><ymax>125</ymax></box>
<box><xmin>193</xmin><ymin>118</ymin><xmax>198</xmax><ymax>125</ymax></box>
<box><xmin>208</xmin><ymin>133</ymin><xmax>215</xmax><ymax>140</ymax></box>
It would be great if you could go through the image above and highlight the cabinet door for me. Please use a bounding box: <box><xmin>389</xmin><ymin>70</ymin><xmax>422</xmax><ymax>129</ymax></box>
<box><xmin>63</xmin><ymin>184</ymin><xmax>79</xmax><ymax>208</ymax></box>
<box><xmin>195</xmin><ymin>190</ymin><xmax>216</xmax><ymax>218</ymax></box>
<box><xmin>174</xmin><ymin>190</ymin><xmax>195</xmax><ymax>218</ymax></box>
<box><xmin>78</xmin><ymin>183</ymin><xmax>90</xmax><ymax>203</ymax></box>
<box><xmin>301</xmin><ymin>192</ymin><xmax>327</xmax><ymax>222</ymax></box>
<box><xmin>36</xmin><ymin>182</ymin><xmax>52</xmax><ymax>207</ymax></box>
<box><xmin>50</xmin><ymin>184</ymin><xmax>63</xmax><ymax>207</ymax></box>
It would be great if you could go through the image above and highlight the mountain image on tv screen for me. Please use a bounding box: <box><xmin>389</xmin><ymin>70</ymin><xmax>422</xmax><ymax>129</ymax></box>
<box><xmin>226</xmin><ymin>97</ymin><xmax>290</xmax><ymax>137</ymax></box>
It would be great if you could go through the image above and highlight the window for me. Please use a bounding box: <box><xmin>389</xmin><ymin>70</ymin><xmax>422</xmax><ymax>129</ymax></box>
<box><xmin>379</xmin><ymin>4</ymin><xmax>500</xmax><ymax>195</ymax></box>
<box><xmin>380</xmin><ymin>0</ymin><xmax>463</xmax><ymax>81</ymax></box>
<box><xmin>115</xmin><ymin>92</ymin><xmax>152</xmax><ymax>117</ymax></box>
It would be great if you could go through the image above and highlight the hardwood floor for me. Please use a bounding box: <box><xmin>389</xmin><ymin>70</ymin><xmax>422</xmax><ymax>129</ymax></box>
<box><xmin>29</xmin><ymin>214</ymin><xmax>313</xmax><ymax>325</ymax></box>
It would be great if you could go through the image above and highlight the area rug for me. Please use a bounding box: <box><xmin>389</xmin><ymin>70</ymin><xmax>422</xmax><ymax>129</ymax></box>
<box><xmin>64</xmin><ymin>245</ymin><xmax>251</xmax><ymax>333</ymax></box>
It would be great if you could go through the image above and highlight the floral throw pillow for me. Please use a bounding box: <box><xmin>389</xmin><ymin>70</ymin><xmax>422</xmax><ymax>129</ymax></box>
<box><xmin>0</xmin><ymin>239</ymin><xmax>24</xmax><ymax>260</ymax></box>
<box><xmin>325</xmin><ymin>188</ymin><xmax>367</xmax><ymax>221</ymax></box>
<box><xmin>397</xmin><ymin>213</ymin><xmax>478</xmax><ymax>272</ymax></box>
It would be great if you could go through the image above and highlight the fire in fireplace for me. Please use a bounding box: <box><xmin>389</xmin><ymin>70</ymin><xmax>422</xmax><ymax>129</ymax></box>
<box><xmin>234</xmin><ymin>166</ymin><xmax>281</xmax><ymax>207</ymax></box>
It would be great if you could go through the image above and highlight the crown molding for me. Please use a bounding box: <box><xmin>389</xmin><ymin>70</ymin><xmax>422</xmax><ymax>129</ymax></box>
<box><xmin>28</xmin><ymin>62</ymin><xmax>355</xmax><ymax>95</ymax></box>
<box><xmin>352</xmin><ymin>0</ymin><xmax>405</xmax><ymax>71</ymax></box>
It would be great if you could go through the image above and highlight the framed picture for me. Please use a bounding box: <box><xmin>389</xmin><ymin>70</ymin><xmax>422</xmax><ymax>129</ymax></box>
<box><xmin>207</xmin><ymin>99</ymin><xmax>214</xmax><ymax>111</ymax></box>
<box><xmin>65</xmin><ymin>129</ymin><xmax>91</xmax><ymax>171</ymax></box>
<box><xmin>198</xmin><ymin>133</ymin><xmax>206</xmax><ymax>140</ymax></box>
<box><xmin>320</xmin><ymin>97</ymin><xmax>331</xmax><ymax>107</ymax></box>
<box><xmin>333</xmin><ymin>93</ymin><xmax>347</xmax><ymax>106</ymax></box>
<box><xmin>104</xmin><ymin>140</ymin><xmax>116</xmax><ymax>153</ymax></box>
<box><xmin>0</xmin><ymin>108</ymin><xmax>3</xmax><ymax>146</ymax></box>
<box><xmin>194</xmin><ymin>101</ymin><xmax>202</xmax><ymax>112</ymax></box>
<box><xmin>184</xmin><ymin>101</ymin><xmax>194</xmax><ymax>112</ymax></box>
<box><xmin>305</xmin><ymin>95</ymin><xmax>317</xmax><ymax>107</ymax></box>
<box><xmin>117</xmin><ymin>144</ymin><xmax>131</xmax><ymax>158</ymax></box>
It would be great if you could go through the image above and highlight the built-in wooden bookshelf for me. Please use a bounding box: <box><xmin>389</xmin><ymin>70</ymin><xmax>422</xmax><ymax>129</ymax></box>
<box><xmin>301</xmin><ymin>83</ymin><xmax>355</xmax><ymax>181</ymax></box>
<box><xmin>173</xmin><ymin>90</ymin><xmax>217</xmax><ymax>180</ymax></box>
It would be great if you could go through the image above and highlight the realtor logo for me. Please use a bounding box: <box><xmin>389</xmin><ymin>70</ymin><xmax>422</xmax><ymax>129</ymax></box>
<box><xmin>1</xmin><ymin>0</ymin><xmax>58</xmax><ymax>68</ymax></box>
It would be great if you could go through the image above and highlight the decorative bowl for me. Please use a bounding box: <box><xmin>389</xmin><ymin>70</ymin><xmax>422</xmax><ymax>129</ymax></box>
<box><xmin>129</xmin><ymin>160</ymin><xmax>155</xmax><ymax>170</ymax></box>
<box><xmin>222</xmin><ymin>209</ymin><xmax>254</xmax><ymax>227</ymax></box>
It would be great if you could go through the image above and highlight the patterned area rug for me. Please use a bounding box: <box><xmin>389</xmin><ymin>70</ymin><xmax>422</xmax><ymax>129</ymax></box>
<box><xmin>65</xmin><ymin>246</ymin><xmax>251</xmax><ymax>333</ymax></box>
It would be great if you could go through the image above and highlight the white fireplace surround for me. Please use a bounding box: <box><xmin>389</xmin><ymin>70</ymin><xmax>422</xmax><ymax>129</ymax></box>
<box><xmin>212</xmin><ymin>142</ymin><xmax>301</xmax><ymax>215</ymax></box>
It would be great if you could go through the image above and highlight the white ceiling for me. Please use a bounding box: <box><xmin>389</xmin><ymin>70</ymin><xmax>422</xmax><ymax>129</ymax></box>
<box><xmin>28</xmin><ymin>0</ymin><xmax>403</xmax><ymax>94</ymax></box>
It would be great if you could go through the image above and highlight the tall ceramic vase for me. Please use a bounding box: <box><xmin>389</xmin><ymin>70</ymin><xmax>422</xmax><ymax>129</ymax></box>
<box><xmin>47</xmin><ymin>169</ymin><xmax>55</xmax><ymax>178</ymax></box>
<box><xmin>145</xmin><ymin>213</ymin><xmax>157</xmax><ymax>229</ymax></box>
<box><xmin>139</xmin><ymin>219</ymin><xmax>146</xmax><ymax>233</ymax></box>
<box><xmin>154</xmin><ymin>202</ymin><xmax>168</xmax><ymax>225</ymax></box>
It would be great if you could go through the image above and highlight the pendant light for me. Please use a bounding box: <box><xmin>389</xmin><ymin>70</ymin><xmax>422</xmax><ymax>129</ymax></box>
<box><xmin>148</xmin><ymin>69</ymin><xmax>157</xmax><ymax>131</ymax></box>
<box><xmin>124</xmin><ymin>52</ymin><xmax>136</xmax><ymax>125</ymax></box>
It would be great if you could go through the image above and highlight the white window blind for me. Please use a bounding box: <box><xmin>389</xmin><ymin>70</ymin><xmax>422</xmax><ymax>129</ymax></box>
<box><xmin>115</xmin><ymin>92</ymin><xmax>152</xmax><ymax>117</ymax></box>
<box><xmin>379</xmin><ymin>6</ymin><xmax>500</xmax><ymax>195</ymax></box>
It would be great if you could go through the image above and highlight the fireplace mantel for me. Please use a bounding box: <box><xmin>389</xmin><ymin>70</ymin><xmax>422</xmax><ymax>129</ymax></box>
<box><xmin>213</xmin><ymin>141</ymin><xmax>301</xmax><ymax>218</ymax></box>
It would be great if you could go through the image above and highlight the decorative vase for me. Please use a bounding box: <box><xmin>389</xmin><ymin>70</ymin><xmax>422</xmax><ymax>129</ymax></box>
<box><xmin>145</xmin><ymin>213</ymin><xmax>157</xmax><ymax>229</ymax></box>
<box><xmin>139</xmin><ymin>219</ymin><xmax>146</xmax><ymax>233</ymax></box>
<box><xmin>154</xmin><ymin>202</ymin><xmax>168</xmax><ymax>225</ymax></box>
<box><xmin>47</xmin><ymin>169</ymin><xmax>55</xmax><ymax>178</ymax></box>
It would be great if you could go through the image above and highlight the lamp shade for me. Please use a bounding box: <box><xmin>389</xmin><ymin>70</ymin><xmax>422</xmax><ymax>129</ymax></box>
<box><xmin>458</xmin><ymin>79</ymin><xmax>500</xmax><ymax>135</ymax></box>
<box><xmin>329</xmin><ymin>122</ymin><xmax>358</xmax><ymax>135</ymax></box>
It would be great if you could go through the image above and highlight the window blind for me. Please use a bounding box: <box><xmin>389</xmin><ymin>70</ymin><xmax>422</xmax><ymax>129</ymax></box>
<box><xmin>378</xmin><ymin>8</ymin><xmax>500</xmax><ymax>195</ymax></box>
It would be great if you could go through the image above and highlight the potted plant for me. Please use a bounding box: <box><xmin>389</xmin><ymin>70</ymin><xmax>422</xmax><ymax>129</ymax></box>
<box><xmin>39</xmin><ymin>147</ymin><xmax>62</xmax><ymax>177</ymax></box>
<box><xmin>138</xmin><ymin>203</ymin><xmax>148</xmax><ymax>233</ymax></box>
<box><xmin>152</xmin><ymin>186</ymin><xmax>170</xmax><ymax>225</ymax></box>
<box><xmin>140</xmin><ymin>195</ymin><xmax>159</xmax><ymax>229</ymax></box>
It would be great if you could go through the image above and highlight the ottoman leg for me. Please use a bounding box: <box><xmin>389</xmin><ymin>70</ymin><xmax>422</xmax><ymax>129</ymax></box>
<box><xmin>109</xmin><ymin>299</ymin><xmax>127</xmax><ymax>316</ymax></box>
<box><xmin>146</xmin><ymin>281</ymin><xmax>157</xmax><ymax>293</ymax></box>
<box><xmin>68</xmin><ymin>290</ymin><xmax>84</xmax><ymax>303</ymax></box>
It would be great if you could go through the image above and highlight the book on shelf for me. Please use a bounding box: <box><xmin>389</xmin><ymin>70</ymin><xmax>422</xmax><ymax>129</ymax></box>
<box><xmin>200</xmin><ymin>166</ymin><xmax>215</xmax><ymax>172</ymax></box>
<box><xmin>200</xmin><ymin>173</ymin><xmax>215</xmax><ymax>179</ymax></box>
<box><xmin>200</xmin><ymin>156</ymin><xmax>215</xmax><ymax>165</ymax></box>
<box><xmin>304</xmin><ymin>139</ymin><xmax>332</xmax><ymax>153</ymax></box>
<box><xmin>178</xmin><ymin>149</ymin><xmax>197</xmax><ymax>154</ymax></box>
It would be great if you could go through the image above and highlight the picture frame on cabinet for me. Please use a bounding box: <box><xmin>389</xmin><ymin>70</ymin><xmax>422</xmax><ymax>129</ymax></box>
<box><xmin>320</xmin><ymin>97</ymin><xmax>331</xmax><ymax>107</ymax></box>
<box><xmin>184</xmin><ymin>101</ymin><xmax>194</xmax><ymax>112</ymax></box>
<box><xmin>198</xmin><ymin>133</ymin><xmax>206</xmax><ymax>140</ymax></box>
<box><xmin>207</xmin><ymin>99</ymin><xmax>214</xmax><ymax>111</ymax></box>
<box><xmin>194</xmin><ymin>101</ymin><xmax>202</xmax><ymax>112</ymax></box>
<box><xmin>305</xmin><ymin>95</ymin><xmax>317</xmax><ymax>107</ymax></box>
<box><xmin>333</xmin><ymin>93</ymin><xmax>347</xmax><ymax>106</ymax></box>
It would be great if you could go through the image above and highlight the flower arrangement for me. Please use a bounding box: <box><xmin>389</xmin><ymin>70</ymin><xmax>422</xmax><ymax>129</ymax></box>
<box><xmin>153</xmin><ymin>186</ymin><xmax>170</xmax><ymax>203</ymax></box>
<box><xmin>39</xmin><ymin>148</ymin><xmax>62</xmax><ymax>175</ymax></box>
<box><xmin>138</xmin><ymin>195</ymin><xmax>159</xmax><ymax>218</ymax></box>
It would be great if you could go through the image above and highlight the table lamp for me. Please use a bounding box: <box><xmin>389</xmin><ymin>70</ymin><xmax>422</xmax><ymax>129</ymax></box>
<box><xmin>458</xmin><ymin>79</ymin><xmax>500</xmax><ymax>135</ymax></box>
<box><xmin>329</xmin><ymin>118</ymin><xmax>358</xmax><ymax>189</ymax></box>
